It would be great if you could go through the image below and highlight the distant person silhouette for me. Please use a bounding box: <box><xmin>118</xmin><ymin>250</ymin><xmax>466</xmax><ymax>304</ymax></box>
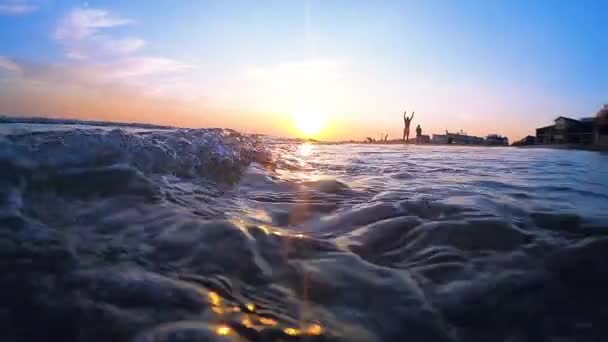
<box><xmin>403</xmin><ymin>111</ymin><xmax>415</xmax><ymax>142</ymax></box>
<box><xmin>416</xmin><ymin>124</ymin><xmax>422</xmax><ymax>143</ymax></box>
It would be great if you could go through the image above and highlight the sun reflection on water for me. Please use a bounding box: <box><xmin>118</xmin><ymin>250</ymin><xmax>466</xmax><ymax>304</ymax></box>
<box><xmin>259</xmin><ymin>317</ymin><xmax>278</xmax><ymax>326</ymax></box>
<box><xmin>298</xmin><ymin>142</ymin><xmax>313</xmax><ymax>157</ymax></box>
<box><xmin>307</xmin><ymin>323</ymin><xmax>323</xmax><ymax>335</ymax></box>
<box><xmin>242</xmin><ymin>316</ymin><xmax>253</xmax><ymax>328</ymax></box>
<box><xmin>283</xmin><ymin>327</ymin><xmax>300</xmax><ymax>336</ymax></box>
<box><xmin>208</xmin><ymin>291</ymin><xmax>221</xmax><ymax>306</ymax></box>
<box><xmin>259</xmin><ymin>225</ymin><xmax>270</xmax><ymax>234</ymax></box>
<box><xmin>216</xmin><ymin>325</ymin><xmax>231</xmax><ymax>336</ymax></box>
<box><xmin>206</xmin><ymin>275</ymin><xmax>324</xmax><ymax>337</ymax></box>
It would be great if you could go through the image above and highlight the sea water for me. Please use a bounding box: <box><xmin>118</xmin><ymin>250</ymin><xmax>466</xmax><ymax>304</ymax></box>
<box><xmin>1</xmin><ymin>124</ymin><xmax>608</xmax><ymax>342</ymax></box>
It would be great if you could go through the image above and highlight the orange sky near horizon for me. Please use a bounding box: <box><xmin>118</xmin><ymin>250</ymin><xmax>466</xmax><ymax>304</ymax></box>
<box><xmin>0</xmin><ymin>72</ymin><xmax>552</xmax><ymax>142</ymax></box>
<box><xmin>0</xmin><ymin>100</ymin><xmax>527</xmax><ymax>143</ymax></box>
<box><xmin>0</xmin><ymin>85</ymin><xmax>576</xmax><ymax>143</ymax></box>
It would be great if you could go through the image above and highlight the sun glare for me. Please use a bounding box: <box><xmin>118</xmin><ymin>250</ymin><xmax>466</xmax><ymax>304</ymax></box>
<box><xmin>293</xmin><ymin>110</ymin><xmax>328</xmax><ymax>137</ymax></box>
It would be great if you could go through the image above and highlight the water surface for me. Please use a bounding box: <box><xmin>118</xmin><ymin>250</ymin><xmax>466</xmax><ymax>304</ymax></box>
<box><xmin>1</xmin><ymin>124</ymin><xmax>608</xmax><ymax>342</ymax></box>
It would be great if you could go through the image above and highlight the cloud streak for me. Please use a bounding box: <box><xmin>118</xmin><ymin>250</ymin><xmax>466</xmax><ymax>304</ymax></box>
<box><xmin>0</xmin><ymin>56</ymin><xmax>189</xmax><ymax>85</ymax></box>
<box><xmin>53</xmin><ymin>8</ymin><xmax>145</xmax><ymax>60</ymax></box>
<box><xmin>63</xmin><ymin>36</ymin><xmax>146</xmax><ymax>60</ymax></box>
<box><xmin>0</xmin><ymin>0</ymin><xmax>37</xmax><ymax>15</ymax></box>
<box><xmin>39</xmin><ymin>7</ymin><xmax>192</xmax><ymax>95</ymax></box>
<box><xmin>54</xmin><ymin>8</ymin><xmax>131</xmax><ymax>41</ymax></box>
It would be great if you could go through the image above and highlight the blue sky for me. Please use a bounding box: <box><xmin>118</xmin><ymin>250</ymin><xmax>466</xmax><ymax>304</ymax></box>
<box><xmin>0</xmin><ymin>0</ymin><xmax>606</xmax><ymax>140</ymax></box>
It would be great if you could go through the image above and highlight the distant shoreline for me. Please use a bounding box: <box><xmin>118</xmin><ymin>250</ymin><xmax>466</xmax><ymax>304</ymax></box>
<box><xmin>4</xmin><ymin>115</ymin><xmax>604</xmax><ymax>151</ymax></box>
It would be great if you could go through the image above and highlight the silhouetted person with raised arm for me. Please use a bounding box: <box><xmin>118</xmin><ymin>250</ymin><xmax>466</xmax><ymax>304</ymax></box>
<box><xmin>416</xmin><ymin>124</ymin><xmax>422</xmax><ymax>143</ymax></box>
<box><xmin>403</xmin><ymin>111</ymin><xmax>414</xmax><ymax>142</ymax></box>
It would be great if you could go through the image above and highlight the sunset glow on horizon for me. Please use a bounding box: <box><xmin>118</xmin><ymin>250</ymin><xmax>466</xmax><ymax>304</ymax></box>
<box><xmin>1</xmin><ymin>1</ymin><xmax>606</xmax><ymax>141</ymax></box>
<box><xmin>292</xmin><ymin>109</ymin><xmax>328</xmax><ymax>138</ymax></box>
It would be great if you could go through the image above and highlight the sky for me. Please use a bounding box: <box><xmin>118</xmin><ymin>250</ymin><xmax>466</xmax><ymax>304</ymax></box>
<box><xmin>0</xmin><ymin>0</ymin><xmax>606</xmax><ymax>141</ymax></box>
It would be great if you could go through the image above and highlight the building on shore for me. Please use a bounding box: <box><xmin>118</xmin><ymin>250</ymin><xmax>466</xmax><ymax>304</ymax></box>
<box><xmin>536</xmin><ymin>116</ymin><xmax>595</xmax><ymax>145</ymax></box>
<box><xmin>595</xmin><ymin>105</ymin><xmax>608</xmax><ymax>148</ymax></box>
<box><xmin>485</xmin><ymin>134</ymin><xmax>509</xmax><ymax>146</ymax></box>
<box><xmin>417</xmin><ymin>134</ymin><xmax>431</xmax><ymax>144</ymax></box>
<box><xmin>431</xmin><ymin>134</ymin><xmax>448</xmax><ymax>144</ymax></box>
<box><xmin>535</xmin><ymin>105</ymin><xmax>608</xmax><ymax>147</ymax></box>
<box><xmin>432</xmin><ymin>131</ymin><xmax>483</xmax><ymax>145</ymax></box>
<box><xmin>512</xmin><ymin>135</ymin><xmax>536</xmax><ymax>146</ymax></box>
<box><xmin>431</xmin><ymin>131</ymin><xmax>506</xmax><ymax>146</ymax></box>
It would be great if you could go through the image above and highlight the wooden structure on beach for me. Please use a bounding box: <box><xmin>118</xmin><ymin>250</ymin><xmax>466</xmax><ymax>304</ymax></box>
<box><xmin>431</xmin><ymin>131</ymin><xmax>508</xmax><ymax>146</ymax></box>
<box><xmin>533</xmin><ymin>105</ymin><xmax>608</xmax><ymax>148</ymax></box>
<box><xmin>432</xmin><ymin>131</ymin><xmax>483</xmax><ymax>145</ymax></box>
<box><xmin>536</xmin><ymin>116</ymin><xmax>595</xmax><ymax>145</ymax></box>
<box><xmin>595</xmin><ymin>105</ymin><xmax>608</xmax><ymax>148</ymax></box>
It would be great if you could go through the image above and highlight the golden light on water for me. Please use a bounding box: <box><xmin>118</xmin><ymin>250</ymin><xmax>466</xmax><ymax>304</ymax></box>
<box><xmin>242</xmin><ymin>316</ymin><xmax>253</xmax><ymax>328</ymax></box>
<box><xmin>259</xmin><ymin>317</ymin><xmax>278</xmax><ymax>326</ymax></box>
<box><xmin>259</xmin><ymin>225</ymin><xmax>270</xmax><ymax>234</ymax></box>
<box><xmin>293</xmin><ymin>110</ymin><xmax>327</xmax><ymax>137</ymax></box>
<box><xmin>307</xmin><ymin>323</ymin><xmax>323</xmax><ymax>335</ymax></box>
<box><xmin>208</xmin><ymin>291</ymin><xmax>221</xmax><ymax>306</ymax></box>
<box><xmin>298</xmin><ymin>142</ymin><xmax>313</xmax><ymax>156</ymax></box>
<box><xmin>206</xmin><ymin>286</ymin><xmax>323</xmax><ymax>337</ymax></box>
<box><xmin>216</xmin><ymin>325</ymin><xmax>232</xmax><ymax>336</ymax></box>
<box><xmin>208</xmin><ymin>291</ymin><xmax>224</xmax><ymax>314</ymax></box>
<box><xmin>283</xmin><ymin>327</ymin><xmax>300</xmax><ymax>336</ymax></box>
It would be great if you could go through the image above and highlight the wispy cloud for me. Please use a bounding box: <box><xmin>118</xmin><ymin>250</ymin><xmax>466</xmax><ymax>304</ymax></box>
<box><xmin>97</xmin><ymin>57</ymin><xmax>190</xmax><ymax>79</ymax></box>
<box><xmin>0</xmin><ymin>0</ymin><xmax>37</xmax><ymax>15</ymax></box>
<box><xmin>38</xmin><ymin>7</ymin><xmax>191</xmax><ymax>95</ymax></box>
<box><xmin>54</xmin><ymin>8</ymin><xmax>143</xmax><ymax>60</ymax></box>
<box><xmin>54</xmin><ymin>8</ymin><xmax>131</xmax><ymax>41</ymax></box>
<box><xmin>0</xmin><ymin>56</ymin><xmax>21</xmax><ymax>72</ymax></box>
<box><xmin>0</xmin><ymin>57</ymin><xmax>189</xmax><ymax>86</ymax></box>
<box><xmin>63</xmin><ymin>35</ymin><xmax>146</xmax><ymax>60</ymax></box>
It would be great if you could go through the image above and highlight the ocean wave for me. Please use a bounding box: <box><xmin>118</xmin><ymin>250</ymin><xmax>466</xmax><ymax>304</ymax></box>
<box><xmin>1</xmin><ymin>128</ymin><xmax>270</xmax><ymax>182</ymax></box>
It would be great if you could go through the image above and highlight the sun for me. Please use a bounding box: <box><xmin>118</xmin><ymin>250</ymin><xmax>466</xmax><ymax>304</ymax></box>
<box><xmin>292</xmin><ymin>110</ymin><xmax>328</xmax><ymax>137</ymax></box>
